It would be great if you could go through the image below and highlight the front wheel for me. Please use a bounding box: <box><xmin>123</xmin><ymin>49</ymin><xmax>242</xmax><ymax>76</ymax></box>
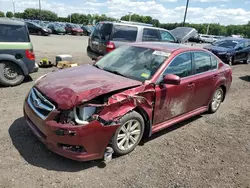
<box><xmin>209</xmin><ymin>88</ymin><xmax>224</xmax><ymax>113</ymax></box>
<box><xmin>111</xmin><ymin>111</ymin><xmax>145</xmax><ymax>156</ymax></box>
<box><xmin>0</xmin><ymin>61</ymin><xmax>24</xmax><ymax>86</ymax></box>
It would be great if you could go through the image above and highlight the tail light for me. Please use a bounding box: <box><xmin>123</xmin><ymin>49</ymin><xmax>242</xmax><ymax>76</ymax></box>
<box><xmin>106</xmin><ymin>41</ymin><xmax>115</xmax><ymax>52</ymax></box>
<box><xmin>25</xmin><ymin>49</ymin><xmax>35</xmax><ymax>60</ymax></box>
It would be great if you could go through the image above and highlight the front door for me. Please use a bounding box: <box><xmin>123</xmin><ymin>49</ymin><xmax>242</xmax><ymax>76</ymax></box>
<box><xmin>235</xmin><ymin>42</ymin><xmax>247</xmax><ymax>61</ymax></box>
<box><xmin>153</xmin><ymin>52</ymin><xmax>195</xmax><ymax>125</ymax></box>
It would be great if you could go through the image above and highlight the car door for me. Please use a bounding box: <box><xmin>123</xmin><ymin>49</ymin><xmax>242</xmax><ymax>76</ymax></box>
<box><xmin>189</xmin><ymin>51</ymin><xmax>218</xmax><ymax>110</ymax></box>
<box><xmin>234</xmin><ymin>42</ymin><xmax>247</xmax><ymax>61</ymax></box>
<box><xmin>153</xmin><ymin>52</ymin><xmax>196</xmax><ymax>125</ymax></box>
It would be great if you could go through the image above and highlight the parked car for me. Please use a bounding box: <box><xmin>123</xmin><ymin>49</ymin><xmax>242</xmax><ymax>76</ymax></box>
<box><xmin>48</xmin><ymin>23</ymin><xmax>66</xmax><ymax>35</ymax></box>
<box><xmin>0</xmin><ymin>18</ymin><xmax>37</xmax><ymax>86</ymax></box>
<box><xmin>204</xmin><ymin>37</ymin><xmax>250</xmax><ymax>65</ymax></box>
<box><xmin>25</xmin><ymin>21</ymin><xmax>51</xmax><ymax>36</ymax></box>
<box><xmin>87</xmin><ymin>21</ymin><xmax>197</xmax><ymax>60</ymax></box>
<box><xmin>199</xmin><ymin>34</ymin><xmax>215</xmax><ymax>43</ymax></box>
<box><xmin>81</xmin><ymin>25</ymin><xmax>93</xmax><ymax>36</ymax></box>
<box><xmin>24</xmin><ymin>42</ymin><xmax>232</xmax><ymax>161</ymax></box>
<box><xmin>65</xmin><ymin>23</ymin><xmax>84</xmax><ymax>35</ymax></box>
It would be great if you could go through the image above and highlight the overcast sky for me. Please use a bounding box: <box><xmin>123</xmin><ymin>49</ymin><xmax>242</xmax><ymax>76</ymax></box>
<box><xmin>0</xmin><ymin>0</ymin><xmax>250</xmax><ymax>25</ymax></box>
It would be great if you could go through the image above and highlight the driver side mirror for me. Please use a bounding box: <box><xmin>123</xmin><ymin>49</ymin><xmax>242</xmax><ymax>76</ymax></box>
<box><xmin>162</xmin><ymin>74</ymin><xmax>181</xmax><ymax>85</ymax></box>
<box><xmin>236</xmin><ymin>46</ymin><xmax>243</xmax><ymax>51</ymax></box>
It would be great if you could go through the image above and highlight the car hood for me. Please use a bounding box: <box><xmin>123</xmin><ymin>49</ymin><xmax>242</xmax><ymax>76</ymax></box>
<box><xmin>204</xmin><ymin>45</ymin><xmax>234</xmax><ymax>53</ymax></box>
<box><xmin>170</xmin><ymin>27</ymin><xmax>198</xmax><ymax>43</ymax></box>
<box><xmin>35</xmin><ymin>64</ymin><xmax>142</xmax><ymax>110</ymax></box>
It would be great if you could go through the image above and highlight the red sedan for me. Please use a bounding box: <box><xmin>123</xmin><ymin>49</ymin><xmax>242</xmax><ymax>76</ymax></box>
<box><xmin>23</xmin><ymin>42</ymin><xmax>232</xmax><ymax>161</ymax></box>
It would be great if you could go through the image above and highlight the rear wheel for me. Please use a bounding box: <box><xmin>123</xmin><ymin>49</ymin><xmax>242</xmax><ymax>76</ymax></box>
<box><xmin>209</xmin><ymin>87</ymin><xmax>224</xmax><ymax>113</ymax></box>
<box><xmin>243</xmin><ymin>53</ymin><xmax>250</xmax><ymax>64</ymax></box>
<box><xmin>111</xmin><ymin>111</ymin><xmax>145</xmax><ymax>156</ymax></box>
<box><xmin>0</xmin><ymin>61</ymin><xmax>24</xmax><ymax>86</ymax></box>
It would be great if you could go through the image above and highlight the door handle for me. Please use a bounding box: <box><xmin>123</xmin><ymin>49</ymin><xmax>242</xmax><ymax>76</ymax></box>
<box><xmin>187</xmin><ymin>83</ymin><xmax>195</xmax><ymax>88</ymax></box>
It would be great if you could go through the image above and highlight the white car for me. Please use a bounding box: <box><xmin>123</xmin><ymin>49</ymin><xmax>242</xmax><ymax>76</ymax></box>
<box><xmin>199</xmin><ymin>34</ymin><xmax>215</xmax><ymax>43</ymax></box>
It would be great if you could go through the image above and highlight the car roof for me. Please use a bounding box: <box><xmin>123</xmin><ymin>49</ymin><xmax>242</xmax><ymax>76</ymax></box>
<box><xmin>220</xmin><ymin>37</ymin><xmax>249</xmax><ymax>42</ymax></box>
<box><xmin>129</xmin><ymin>42</ymin><xmax>201</xmax><ymax>53</ymax></box>
<box><xmin>0</xmin><ymin>18</ymin><xmax>25</xmax><ymax>26</ymax></box>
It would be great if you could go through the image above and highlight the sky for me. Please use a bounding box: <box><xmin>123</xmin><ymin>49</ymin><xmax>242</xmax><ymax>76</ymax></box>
<box><xmin>0</xmin><ymin>0</ymin><xmax>250</xmax><ymax>25</ymax></box>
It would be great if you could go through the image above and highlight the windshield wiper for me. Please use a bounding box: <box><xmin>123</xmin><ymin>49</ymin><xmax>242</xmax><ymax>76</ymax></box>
<box><xmin>104</xmin><ymin>69</ymin><xmax>128</xmax><ymax>78</ymax></box>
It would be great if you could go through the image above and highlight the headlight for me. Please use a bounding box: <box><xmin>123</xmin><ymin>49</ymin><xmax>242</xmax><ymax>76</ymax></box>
<box><xmin>43</xmin><ymin>28</ymin><xmax>47</xmax><ymax>32</ymax></box>
<box><xmin>73</xmin><ymin>106</ymin><xmax>96</xmax><ymax>125</ymax></box>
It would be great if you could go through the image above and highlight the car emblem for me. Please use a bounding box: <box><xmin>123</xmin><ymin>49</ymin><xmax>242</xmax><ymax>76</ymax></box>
<box><xmin>33</xmin><ymin>98</ymin><xmax>41</xmax><ymax>108</ymax></box>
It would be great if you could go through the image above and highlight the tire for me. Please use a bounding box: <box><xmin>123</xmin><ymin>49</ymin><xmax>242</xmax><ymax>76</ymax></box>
<box><xmin>208</xmin><ymin>87</ymin><xmax>224</xmax><ymax>113</ymax></box>
<box><xmin>111</xmin><ymin>111</ymin><xmax>145</xmax><ymax>156</ymax></box>
<box><xmin>243</xmin><ymin>53</ymin><xmax>250</xmax><ymax>64</ymax></box>
<box><xmin>0</xmin><ymin>61</ymin><xmax>24</xmax><ymax>86</ymax></box>
<box><xmin>37</xmin><ymin>31</ymin><xmax>42</xmax><ymax>36</ymax></box>
<box><xmin>228</xmin><ymin>56</ymin><xmax>233</xmax><ymax>66</ymax></box>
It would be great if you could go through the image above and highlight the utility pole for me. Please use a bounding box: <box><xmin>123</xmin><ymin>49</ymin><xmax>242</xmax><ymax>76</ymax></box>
<box><xmin>128</xmin><ymin>12</ymin><xmax>132</xmax><ymax>22</ymax></box>
<box><xmin>206</xmin><ymin>23</ymin><xmax>210</xmax><ymax>35</ymax></box>
<box><xmin>183</xmin><ymin>0</ymin><xmax>190</xmax><ymax>26</ymax></box>
<box><xmin>38</xmin><ymin>0</ymin><xmax>41</xmax><ymax>23</ymax></box>
<box><xmin>70</xmin><ymin>14</ymin><xmax>71</xmax><ymax>23</ymax></box>
<box><xmin>12</xmin><ymin>0</ymin><xmax>16</xmax><ymax>17</ymax></box>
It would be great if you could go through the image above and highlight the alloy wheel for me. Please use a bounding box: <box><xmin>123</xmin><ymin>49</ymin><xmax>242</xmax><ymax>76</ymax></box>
<box><xmin>211</xmin><ymin>89</ymin><xmax>223</xmax><ymax>111</ymax></box>
<box><xmin>117</xmin><ymin>120</ymin><xmax>141</xmax><ymax>151</ymax></box>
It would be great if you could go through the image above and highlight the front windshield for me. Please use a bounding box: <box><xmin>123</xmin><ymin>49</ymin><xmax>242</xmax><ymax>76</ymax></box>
<box><xmin>212</xmin><ymin>40</ymin><xmax>238</xmax><ymax>48</ymax></box>
<box><xmin>73</xmin><ymin>24</ymin><xmax>80</xmax><ymax>28</ymax></box>
<box><xmin>95</xmin><ymin>46</ymin><xmax>169</xmax><ymax>82</ymax></box>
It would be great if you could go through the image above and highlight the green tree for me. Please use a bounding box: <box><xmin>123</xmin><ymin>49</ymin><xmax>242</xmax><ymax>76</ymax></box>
<box><xmin>0</xmin><ymin>11</ymin><xmax>4</xmax><ymax>17</ymax></box>
<box><xmin>23</xmin><ymin>8</ymin><xmax>57</xmax><ymax>21</ymax></box>
<box><xmin>6</xmin><ymin>11</ymin><xmax>14</xmax><ymax>18</ymax></box>
<box><xmin>14</xmin><ymin>12</ymin><xmax>24</xmax><ymax>18</ymax></box>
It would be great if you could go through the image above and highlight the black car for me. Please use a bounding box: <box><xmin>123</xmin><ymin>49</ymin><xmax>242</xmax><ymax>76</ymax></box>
<box><xmin>204</xmin><ymin>38</ymin><xmax>250</xmax><ymax>65</ymax></box>
<box><xmin>25</xmin><ymin>21</ymin><xmax>51</xmax><ymax>36</ymax></box>
<box><xmin>47</xmin><ymin>24</ymin><xmax>66</xmax><ymax>35</ymax></box>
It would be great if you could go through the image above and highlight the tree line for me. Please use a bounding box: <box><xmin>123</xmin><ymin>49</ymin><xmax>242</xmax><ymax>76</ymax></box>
<box><xmin>0</xmin><ymin>9</ymin><xmax>250</xmax><ymax>38</ymax></box>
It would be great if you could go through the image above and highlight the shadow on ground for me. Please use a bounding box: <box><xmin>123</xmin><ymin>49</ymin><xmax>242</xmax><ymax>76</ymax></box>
<box><xmin>9</xmin><ymin>117</ymin><xmax>106</xmax><ymax>172</ymax></box>
<box><xmin>239</xmin><ymin>76</ymin><xmax>250</xmax><ymax>82</ymax></box>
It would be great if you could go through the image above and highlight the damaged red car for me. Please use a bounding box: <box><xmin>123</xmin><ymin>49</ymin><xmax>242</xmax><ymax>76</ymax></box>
<box><xmin>23</xmin><ymin>42</ymin><xmax>232</xmax><ymax>161</ymax></box>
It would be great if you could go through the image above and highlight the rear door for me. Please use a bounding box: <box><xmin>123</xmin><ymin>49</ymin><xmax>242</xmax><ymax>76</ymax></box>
<box><xmin>189</xmin><ymin>51</ymin><xmax>218</xmax><ymax>110</ymax></box>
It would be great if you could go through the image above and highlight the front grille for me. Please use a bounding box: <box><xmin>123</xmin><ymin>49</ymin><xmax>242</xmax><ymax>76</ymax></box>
<box><xmin>27</xmin><ymin>87</ymin><xmax>55</xmax><ymax>120</ymax></box>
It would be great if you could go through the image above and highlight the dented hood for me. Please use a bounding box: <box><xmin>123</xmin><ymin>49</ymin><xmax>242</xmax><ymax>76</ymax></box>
<box><xmin>170</xmin><ymin>27</ymin><xmax>198</xmax><ymax>43</ymax></box>
<box><xmin>35</xmin><ymin>64</ymin><xmax>142</xmax><ymax>110</ymax></box>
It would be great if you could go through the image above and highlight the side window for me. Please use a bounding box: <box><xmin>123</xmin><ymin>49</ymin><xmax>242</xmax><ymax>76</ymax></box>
<box><xmin>159</xmin><ymin>30</ymin><xmax>175</xmax><ymax>42</ymax></box>
<box><xmin>236</xmin><ymin>42</ymin><xmax>244</xmax><ymax>49</ymax></box>
<box><xmin>142</xmin><ymin>28</ymin><xmax>160</xmax><ymax>41</ymax></box>
<box><xmin>163</xmin><ymin>53</ymin><xmax>192</xmax><ymax>78</ymax></box>
<box><xmin>210</xmin><ymin>55</ymin><xmax>218</xmax><ymax>70</ymax></box>
<box><xmin>112</xmin><ymin>25</ymin><xmax>137</xmax><ymax>42</ymax></box>
<box><xmin>100</xmin><ymin>23</ymin><xmax>113</xmax><ymax>40</ymax></box>
<box><xmin>194</xmin><ymin>52</ymin><xmax>211</xmax><ymax>74</ymax></box>
<box><xmin>92</xmin><ymin>23</ymin><xmax>100</xmax><ymax>39</ymax></box>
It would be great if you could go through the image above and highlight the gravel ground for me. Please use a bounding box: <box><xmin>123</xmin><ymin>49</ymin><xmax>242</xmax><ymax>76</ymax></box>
<box><xmin>0</xmin><ymin>35</ymin><xmax>250</xmax><ymax>188</ymax></box>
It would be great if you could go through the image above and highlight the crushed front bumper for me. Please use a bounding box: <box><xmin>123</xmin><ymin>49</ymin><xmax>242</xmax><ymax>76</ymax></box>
<box><xmin>23</xmin><ymin>101</ymin><xmax>119</xmax><ymax>161</ymax></box>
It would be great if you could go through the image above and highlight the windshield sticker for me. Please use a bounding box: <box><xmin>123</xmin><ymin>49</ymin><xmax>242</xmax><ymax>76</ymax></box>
<box><xmin>141</xmin><ymin>73</ymin><xmax>150</xmax><ymax>79</ymax></box>
<box><xmin>153</xmin><ymin>51</ymin><xmax>171</xmax><ymax>57</ymax></box>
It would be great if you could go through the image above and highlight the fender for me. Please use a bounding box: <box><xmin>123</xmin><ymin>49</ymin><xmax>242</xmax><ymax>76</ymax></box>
<box><xmin>0</xmin><ymin>54</ymin><xmax>28</xmax><ymax>75</ymax></box>
<box><xmin>209</xmin><ymin>76</ymin><xmax>227</xmax><ymax>104</ymax></box>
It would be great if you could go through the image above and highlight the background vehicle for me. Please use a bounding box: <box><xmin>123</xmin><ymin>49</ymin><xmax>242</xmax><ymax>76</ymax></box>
<box><xmin>87</xmin><ymin>21</ymin><xmax>197</xmax><ymax>60</ymax></box>
<box><xmin>48</xmin><ymin>24</ymin><xmax>66</xmax><ymax>35</ymax></box>
<box><xmin>24</xmin><ymin>43</ymin><xmax>232</xmax><ymax>161</ymax></box>
<box><xmin>25</xmin><ymin>21</ymin><xmax>51</xmax><ymax>36</ymax></box>
<box><xmin>65</xmin><ymin>23</ymin><xmax>83</xmax><ymax>35</ymax></box>
<box><xmin>204</xmin><ymin>38</ymin><xmax>250</xmax><ymax>65</ymax></box>
<box><xmin>0</xmin><ymin>18</ymin><xmax>37</xmax><ymax>86</ymax></box>
<box><xmin>81</xmin><ymin>25</ymin><xmax>93</xmax><ymax>36</ymax></box>
<box><xmin>199</xmin><ymin>34</ymin><xmax>215</xmax><ymax>43</ymax></box>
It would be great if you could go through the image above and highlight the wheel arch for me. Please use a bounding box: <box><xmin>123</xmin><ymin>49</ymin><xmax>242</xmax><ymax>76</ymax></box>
<box><xmin>0</xmin><ymin>54</ymin><xmax>28</xmax><ymax>75</ymax></box>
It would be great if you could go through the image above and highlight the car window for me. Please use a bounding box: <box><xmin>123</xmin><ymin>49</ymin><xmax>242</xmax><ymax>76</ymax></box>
<box><xmin>0</xmin><ymin>24</ymin><xmax>29</xmax><ymax>42</ymax></box>
<box><xmin>236</xmin><ymin>42</ymin><xmax>244</xmax><ymax>49</ymax></box>
<box><xmin>194</xmin><ymin>52</ymin><xmax>212</xmax><ymax>74</ymax></box>
<box><xmin>111</xmin><ymin>25</ymin><xmax>137</xmax><ymax>42</ymax></box>
<box><xmin>100</xmin><ymin>23</ymin><xmax>113</xmax><ymax>40</ymax></box>
<box><xmin>142</xmin><ymin>28</ymin><xmax>161</xmax><ymax>41</ymax></box>
<box><xmin>159</xmin><ymin>30</ymin><xmax>175</xmax><ymax>42</ymax></box>
<box><xmin>163</xmin><ymin>53</ymin><xmax>192</xmax><ymax>78</ymax></box>
<box><xmin>92</xmin><ymin>23</ymin><xmax>100</xmax><ymax>39</ymax></box>
<box><xmin>210</xmin><ymin>55</ymin><xmax>218</xmax><ymax>70</ymax></box>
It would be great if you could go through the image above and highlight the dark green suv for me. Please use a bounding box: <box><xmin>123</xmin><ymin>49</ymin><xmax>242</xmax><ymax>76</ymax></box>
<box><xmin>0</xmin><ymin>18</ymin><xmax>38</xmax><ymax>86</ymax></box>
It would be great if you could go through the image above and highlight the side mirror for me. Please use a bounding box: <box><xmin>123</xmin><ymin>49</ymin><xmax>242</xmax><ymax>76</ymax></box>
<box><xmin>236</xmin><ymin>46</ymin><xmax>243</xmax><ymax>50</ymax></box>
<box><xmin>162</xmin><ymin>74</ymin><xmax>181</xmax><ymax>85</ymax></box>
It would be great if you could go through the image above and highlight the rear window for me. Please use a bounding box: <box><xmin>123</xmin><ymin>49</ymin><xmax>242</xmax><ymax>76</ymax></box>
<box><xmin>111</xmin><ymin>25</ymin><xmax>138</xmax><ymax>42</ymax></box>
<box><xmin>0</xmin><ymin>24</ymin><xmax>30</xmax><ymax>42</ymax></box>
